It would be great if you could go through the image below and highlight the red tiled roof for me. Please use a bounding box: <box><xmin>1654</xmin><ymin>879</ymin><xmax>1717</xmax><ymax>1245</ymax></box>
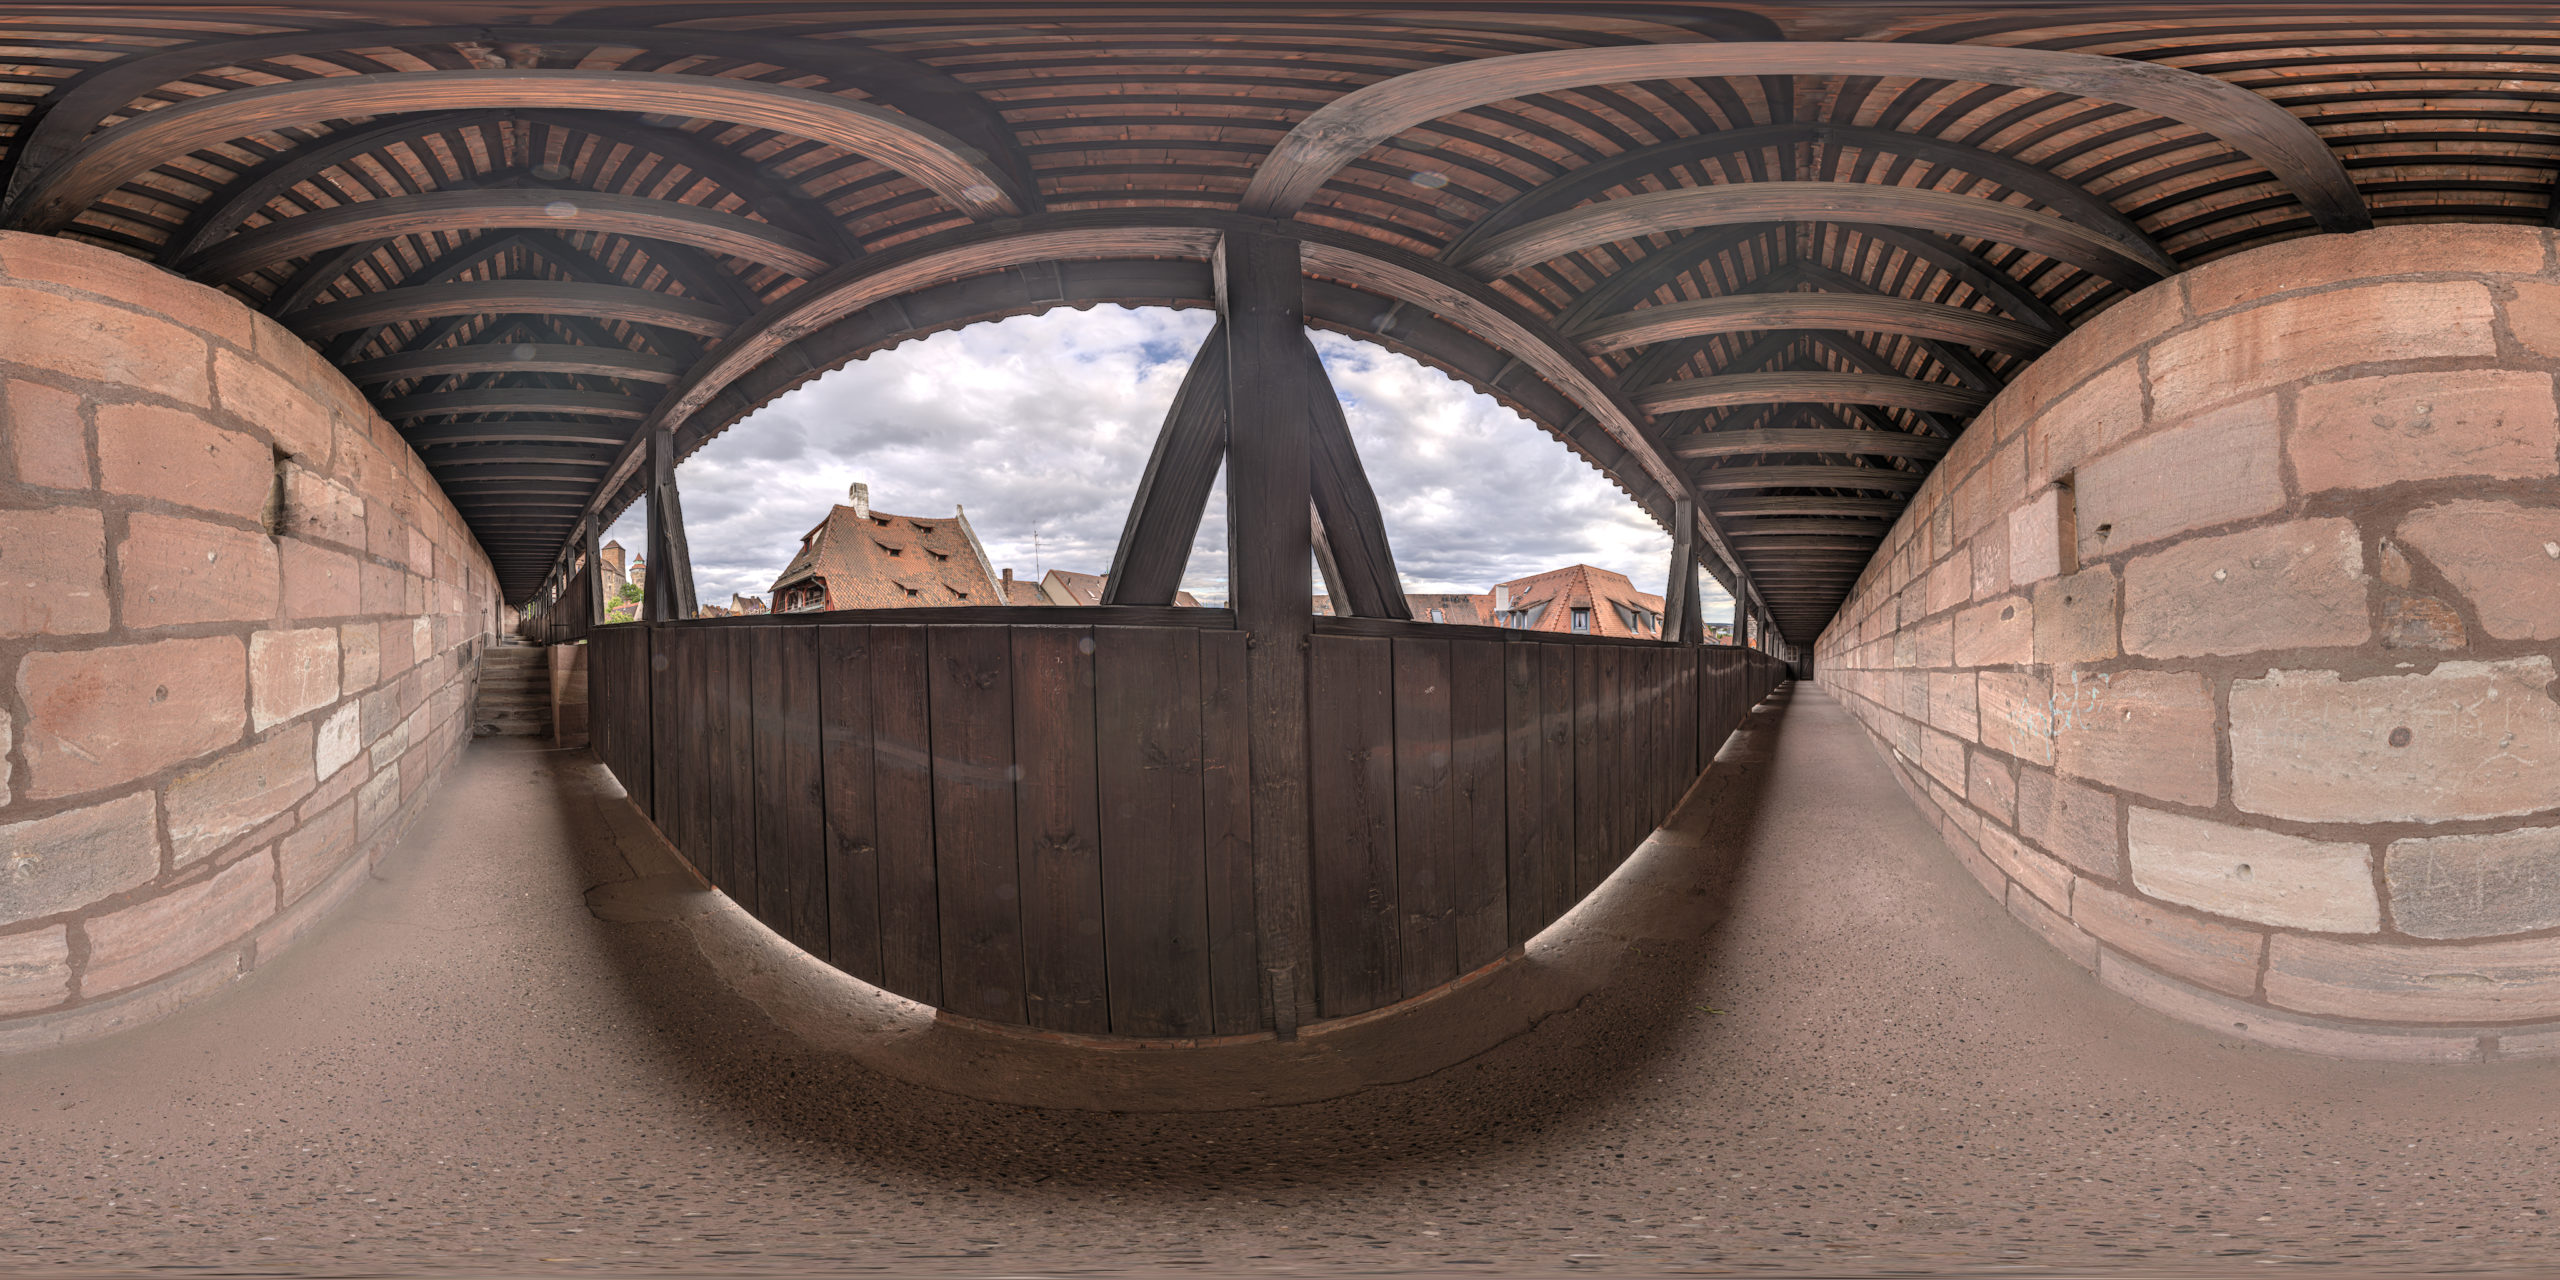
<box><xmin>999</xmin><ymin>572</ymin><xmax>1047</xmax><ymax>607</ymax></box>
<box><xmin>1041</xmin><ymin>569</ymin><xmax>1106</xmax><ymax>606</ymax></box>
<box><xmin>769</xmin><ymin>503</ymin><xmax>1002</xmax><ymax>611</ymax></box>
<box><xmin>1041</xmin><ymin>569</ymin><xmax>1198</xmax><ymax>608</ymax></box>
<box><xmin>1487</xmin><ymin>565</ymin><xmax>1667</xmax><ymax>638</ymax></box>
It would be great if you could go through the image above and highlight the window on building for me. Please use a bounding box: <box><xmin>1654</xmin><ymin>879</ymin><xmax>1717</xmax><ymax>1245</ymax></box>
<box><xmin>1430</xmin><ymin>608</ymin><xmax>1443</xmax><ymax>623</ymax></box>
<box><xmin>1571</xmin><ymin>607</ymin><xmax>1590</xmax><ymax>633</ymax></box>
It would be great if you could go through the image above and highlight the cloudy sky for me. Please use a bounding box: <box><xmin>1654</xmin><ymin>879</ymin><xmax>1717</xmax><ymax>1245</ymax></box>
<box><xmin>605</xmin><ymin>305</ymin><xmax>1732</xmax><ymax>620</ymax></box>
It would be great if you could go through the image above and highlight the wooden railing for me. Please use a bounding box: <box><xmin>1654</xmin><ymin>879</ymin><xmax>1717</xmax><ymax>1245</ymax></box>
<box><xmin>587</xmin><ymin>608</ymin><xmax>1786</xmax><ymax>1037</ymax></box>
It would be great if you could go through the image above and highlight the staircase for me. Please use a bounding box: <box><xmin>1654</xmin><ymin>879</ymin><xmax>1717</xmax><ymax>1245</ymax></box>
<box><xmin>474</xmin><ymin>642</ymin><xmax>551</xmax><ymax>737</ymax></box>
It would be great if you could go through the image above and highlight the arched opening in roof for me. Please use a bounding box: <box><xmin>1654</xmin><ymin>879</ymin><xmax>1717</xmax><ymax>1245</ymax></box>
<box><xmin>598</xmin><ymin>306</ymin><xmax>1736</xmax><ymax>630</ymax></box>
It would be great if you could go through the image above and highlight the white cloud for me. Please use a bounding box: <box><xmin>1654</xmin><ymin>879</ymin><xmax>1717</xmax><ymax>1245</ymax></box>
<box><xmin>607</xmin><ymin>306</ymin><xmax>1731</xmax><ymax>621</ymax></box>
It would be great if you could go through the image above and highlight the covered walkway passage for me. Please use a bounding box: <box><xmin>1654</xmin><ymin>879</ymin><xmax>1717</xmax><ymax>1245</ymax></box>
<box><xmin>8</xmin><ymin>7</ymin><xmax>2560</xmax><ymax>1273</ymax></box>
<box><xmin>6</xmin><ymin>687</ymin><xmax>2553</xmax><ymax>1275</ymax></box>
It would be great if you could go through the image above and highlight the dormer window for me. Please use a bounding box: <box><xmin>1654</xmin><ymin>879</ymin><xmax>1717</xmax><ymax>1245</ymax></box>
<box><xmin>1571</xmin><ymin>607</ymin><xmax>1590</xmax><ymax>633</ymax></box>
<box><xmin>951</xmin><ymin>587</ymin><xmax>968</xmax><ymax>599</ymax></box>
<box><xmin>927</xmin><ymin>549</ymin><xmax>948</xmax><ymax>561</ymax></box>
<box><xmin>904</xmin><ymin>587</ymin><xmax>919</xmax><ymax>597</ymax></box>
<box><xmin>878</xmin><ymin>542</ymin><xmax>902</xmax><ymax>556</ymax></box>
<box><xmin>873</xmin><ymin>516</ymin><xmax>891</xmax><ymax>527</ymax></box>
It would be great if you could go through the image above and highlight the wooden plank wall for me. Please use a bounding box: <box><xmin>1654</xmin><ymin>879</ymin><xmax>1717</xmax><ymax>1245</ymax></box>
<box><xmin>585</xmin><ymin>617</ymin><xmax>1790</xmax><ymax>1032</ymax></box>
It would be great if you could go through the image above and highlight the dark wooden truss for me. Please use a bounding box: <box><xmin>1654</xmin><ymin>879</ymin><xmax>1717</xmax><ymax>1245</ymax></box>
<box><xmin>2</xmin><ymin>3</ymin><xmax>2550</xmax><ymax>636</ymax></box>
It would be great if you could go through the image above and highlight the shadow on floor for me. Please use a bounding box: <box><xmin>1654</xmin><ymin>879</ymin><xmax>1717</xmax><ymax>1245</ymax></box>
<box><xmin>530</xmin><ymin>688</ymin><xmax>1805</xmax><ymax>1191</ymax></box>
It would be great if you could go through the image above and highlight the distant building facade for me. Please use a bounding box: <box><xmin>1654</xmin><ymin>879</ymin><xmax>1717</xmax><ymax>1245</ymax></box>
<box><xmin>599</xmin><ymin>540</ymin><xmax>628</xmax><ymax>594</ymax></box>
<box><xmin>1310</xmin><ymin>565</ymin><xmax>1672</xmax><ymax>637</ymax></box>
<box><xmin>1311</xmin><ymin>591</ymin><xmax>1490</xmax><ymax>623</ymax></box>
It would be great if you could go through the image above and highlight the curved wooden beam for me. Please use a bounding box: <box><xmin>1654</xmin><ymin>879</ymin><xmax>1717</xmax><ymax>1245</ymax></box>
<box><xmin>10</xmin><ymin>69</ymin><xmax>1021</xmax><ymax>233</ymax></box>
<box><xmin>287</xmin><ymin>282</ymin><xmax>733</xmax><ymax>338</ymax></box>
<box><xmin>1692</xmin><ymin>465</ymin><xmax>1924</xmax><ymax>492</ymax></box>
<box><xmin>1671</xmin><ymin>428</ymin><xmax>1952</xmax><ymax>461</ymax></box>
<box><xmin>1579</xmin><ymin>293</ymin><xmax>2054</xmax><ymax>356</ymax></box>
<box><xmin>182</xmin><ymin>189</ymin><xmax>834</xmax><ymax>281</ymax></box>
<box><xmin>346</xmin><ymin>344</ymin><xmax>684</xmax><ymax>386</ymax></box>
<box><xmin>379</xmin><ymin>388</ymin><xmax>652</xmax><ymax>421</ymax></box>
<box><xmin>1446</xmin><ymin>122</ymin><xmax>2167</xmax><ymax>269</ymax></box>
<box><xmin>1731</xmin><ymin>535</ymin><xmax>1886</xmax><ymax>553</ymax></box>
<box><xmin>1459</xmin><ymin>183</ymin><xmax>2162</xmax><ymax>288</ymax></box>
<box><xmin>1239</xmin><ymin>42</ymin><xmax>2367</xmax><ymax>232</ymax></box>
<box><xmin>559</xmin><ymin>211</ymin><xmax>1753</xmax><ymax>622</ymax></box>
<box><xmin>403</xmin><ymin>420</ymin><xmax>632</xmax><ymax>447</ymax></box>
<box><xmin>629</xmin><ymin>213</ymin><xmax>1688</xmax><ymax>502</ymax></box>
<box><xmin>428</xmin><ymin>445</ymin><xmax>614</xmax><ymax>466</ymax></box>
<box><xmin>170</xmin><ymin>110</ymin><xmax>855</xmax><ymax>263</ymax></box>
<box><xmin>1728</xmin><ymin>518</ymin><xmax>1890</xmax><ymax>536</ymax></box>
<box><xmin>1636</xmin><ymin>372</ymin><xmax>1988</xmax><ymax>415</ymax></box>
<box><xmin>1720</xmin><ymin>497</ymin><xmax>1908</xmax><ymax>519</ymax></box>
<box><xmin>4</xmin><ymin>25</ymin><xmax>1037</xmax><ymax>218</ymax></box>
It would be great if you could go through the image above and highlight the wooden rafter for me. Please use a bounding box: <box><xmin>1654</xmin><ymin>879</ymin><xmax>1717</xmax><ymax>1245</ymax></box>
<box><xmin>1239</xmin><ymin>41</ymin><xmax>2367</xmax><ymax>231</ymax></box>
<box><xmin>288</xmin><ymin>282</ymin><xmax>733</xmax><ymax>338</ymax></box>
<box><xmin>183</xmin><ymin>189</ymin><xmax>833</xmax><ymax>282</ymax></box>
<box><xmin>1458</xmin><ymin>182</ymin><xmax>2167</xmax><ymax>286</ymax></box>
<box><xmin>1671</xmin><ymin>429</ymin><xmax>1952</xmax><ymax>462</ymax></box>
<box><xmin>7</xmin><ymin>69</ymin><xmax>1023</xmax><ymax>233</ymax></box>
<box><xmin>1577</xmin><ymin>293</ymin><xmax>2053</xmax><ymax>356</ymax></box>
<box><xmin>1637</xmin><ymin>372</ymin><xmax>1987</xmax><ymax>416</ymax></box>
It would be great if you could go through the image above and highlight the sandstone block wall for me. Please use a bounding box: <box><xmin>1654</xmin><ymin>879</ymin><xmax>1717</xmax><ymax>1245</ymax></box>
<box><xmin>1815</xmin><ymin>225</ymin><xmax>2560</xmax><ymax>1062</ymax></box>
<box><xmin>0</xmin><ymin>231</ymin><xmax>500</xmax><ymax>1050</ymax></box>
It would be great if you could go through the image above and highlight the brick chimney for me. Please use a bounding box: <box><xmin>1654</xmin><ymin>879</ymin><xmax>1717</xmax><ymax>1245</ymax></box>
<box><xmin>848</xmin><ymin>481</ymin><xmax>870</xmax><ymax>518</ymax></box>
<box><xmin>1493</xmin><ymin>583</ymin><xmax>1511</xmax><ymax>614</ymax></box>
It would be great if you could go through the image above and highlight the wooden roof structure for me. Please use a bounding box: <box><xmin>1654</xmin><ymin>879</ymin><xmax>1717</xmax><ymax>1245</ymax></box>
<box><xmin>6</xmin><ymin>2</ymin><xmax>2555</xmax><ymax>636</ymax></box>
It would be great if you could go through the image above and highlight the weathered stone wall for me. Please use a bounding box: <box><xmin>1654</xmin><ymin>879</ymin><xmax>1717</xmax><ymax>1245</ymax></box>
<box><xmin>0</xmin><ymin>231</ymin><xmax>500</xmax><ymax>1049</ymax></box>
<box><xmin>1815</xmin><ymin>225</ymin><xmax>2560</xmax><ymax>1062</ymax></box>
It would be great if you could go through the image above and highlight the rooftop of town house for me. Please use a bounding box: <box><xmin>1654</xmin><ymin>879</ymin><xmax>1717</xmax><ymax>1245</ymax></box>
<box><xmin>1490</xmin><ymin>565</ymin><xmax>1670</xmax><ymax>638</ymax></box>
<box><xmin>1039</xmin><ymin>569</ymin><xmax>1200</xmax><ymax>609</ymax></box>
<box><xmin>769</xmin><ymin>485</ymin><xmax>1002</xmax><ymax>611</ymax></box>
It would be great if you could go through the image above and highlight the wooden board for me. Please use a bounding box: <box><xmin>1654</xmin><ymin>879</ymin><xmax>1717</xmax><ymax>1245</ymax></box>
<box><xmin>1009</xmin><ymin>626</ymin><xmax>1109</xmax><ymax>1035</ymax></box>
<box><xmin>817</xmin><ymin>625</ymin><xmax>883</xmax><ymax>984</ymax></box>
<box><xmin>1572</xmin><ymin>644</ymin><xmax>1604</xmax><ymax>899</ymax></box>
<box><xmin>1449</xmin><ymin>637</ymin><xmax>1508</xmax><ymax>973</ymax></box>
<box><xmin>1597</xmin><ymin>645</ymin><xmax>1623</xmax><ymax>887</ymax></box>
<box><xmin>718</xmin><ymin>628</ymin><xmax>759</xmax><ymax>916</ymax></box>
<box><xmin>1501</xmin><ymin>643</ymin><xmax>1544</xmax><ymax>947</ymax></box>
<box><xmin>751</xmin><ymin>625</ymin><xmax>826</xmax><ymax>956</ymax></box>
<box><xmin>683</xmin><ymin>626</ymin><xmax>722</xmax><ymax>892</ymax></box>
<box><xmin>869</xmin><ymin>624</ymin><xmax>940</xmax><ymax>1006</ymax></box>
<box><xmin>1537</xmin><ymin>642</ymin><xmax>1577</xmax><ymax>928</ymax></box>
<box><xmin>927</xmin><ymin>625</ymin><xmax>1025</xmax><ymax>1026</ymax></box>
<box><xmin>1093</xmin><ymin>625</ymin><xmax>1212</xmax><ymax>1036</ymax></box>
<box><xmin>1308</xmin><ymin>633</ymin><xmax>1398</xmax><ymax>1018</ymax></box>
<box><xmin>1391</xmin><ymin>635</ymin><xmax>1456</xmax><ymax>998</ymax></box>
<box><xmin>1672</xmin><ymin>647</ymin><xmax>1697</xmax><ymax>805</ymax></box>
<box><xmin>1197</xmin><ymin>629</ymin><xmax>1261</xmax><ymax>1035</ymax></box>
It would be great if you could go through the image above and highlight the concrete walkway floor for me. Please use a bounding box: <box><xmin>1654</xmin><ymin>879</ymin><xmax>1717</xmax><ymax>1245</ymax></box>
<box><xmin>5</xmin><ymin>686</ymin><xmax>2557</xmax><ymax>1276</ymax></box>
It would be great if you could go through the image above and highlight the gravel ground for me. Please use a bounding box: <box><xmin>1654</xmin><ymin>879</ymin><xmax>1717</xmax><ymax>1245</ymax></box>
<box><xmin>5</xmin><ymin>685</ymin><xmax>2555</xmax><ymax>1276</ymax></box>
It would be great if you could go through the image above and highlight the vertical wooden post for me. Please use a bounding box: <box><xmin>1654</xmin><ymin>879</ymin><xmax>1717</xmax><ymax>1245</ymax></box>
<box><xmin>1662</xmin><ymin>497</ymin><xmax>1702</xmax><ymax>645</ymax></box>
<box><xmin>583</xmin><ymin>517</ymin><xmax>607</xmax><ymax>628</ymax></box>
<box><xmin>641</xmin><ymin>427</ymin><xmax>699</xmax><ymax>623</ymax></box>
<box><xmin>1219</xmin><ymin>230</ymin><xmax>1318</xmax><ymax>1035</ymax></box>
